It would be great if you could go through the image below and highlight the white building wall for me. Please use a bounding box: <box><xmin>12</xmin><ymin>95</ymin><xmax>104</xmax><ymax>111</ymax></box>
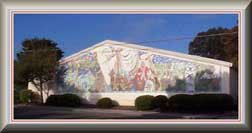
<box><xmin>27</xmin><ymin>41</ymin><xmax>233</xmax><ymax>106</ymax></box>
<box><xmin>28</xmin><ymin>81</ymin><xmax>55</xmax><ymax>103</ymax></box>
<box><xmin>221</xmin><ymin>66</ymin><xmax>231</xmax><ymax>94</ymax></box>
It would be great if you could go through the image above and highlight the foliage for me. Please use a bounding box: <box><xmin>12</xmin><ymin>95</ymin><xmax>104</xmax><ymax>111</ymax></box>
<box><xmin>166</xmin><ymin>94</ymin><xmax>195</xmax><ymax>111</ymax></box>
<box><xmin>135</xmin><ymin>95</ymin><xmax>155</xmax><ymax>111</ymax></box>
<box><xmin>222</xmin><ymin>26</ymin><xmax>238</xmax><ymax>70</ymax></box>
<box><xmin>31</xmin><ymin>92</ymin><xmax>41</xmax><ymax>104</ymax></box>
<box><xmin>19</xmin><ymin>89</ymin><xmax>40</xmax><ymax>104</ymax></box>
<box><xmin>166</xmin><ymin>94</ymin><xmax>234</xmax><ymax>112</ymax></box>
<box><xmin>194</xmin><ymin>70</ymin><xmax>220</xmax><ymax>92</ymax></box>
<box><xmin>14</xmin><ymin>60</ymin><xmax>28</xmax><ymax>101</ymax></box>
<box><xmin>46</xmin><ymin>94</ymin><xmax>81</xmax><ymax>107</ymax></box>
<box><xmin>14</xmin><ymin>89</ymin><xmax>20</xmax><ymax>104</ymax></box>
<box><xmin>15</xmin><ymin>38</ymin><xmax>64</xmax><ymax>103</ymax></box>
<box><xmin>192</xmin><ymin>94</ymin><xmax>234</xmax><ymax>111</ymax></box>
<box><xmin>153</xmin><ymin>95</ymin><xmax>168</xmax><ymax>110</ymax></box>
<box><xmin>96</xmin><ymin>97</ymin><xmax>114</xmax><ymax>109</ymax></box>
<box><xmin>189</xmin><ymin>26</ymin><xmax>238</xmax><ymax>71</ymax></box>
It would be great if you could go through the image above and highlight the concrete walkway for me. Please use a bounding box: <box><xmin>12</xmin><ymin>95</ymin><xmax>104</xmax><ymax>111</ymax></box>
<box><xmin>14</xmin><ymin>104</ymin><xmax>238</xmax><ymax>119</ymax></box>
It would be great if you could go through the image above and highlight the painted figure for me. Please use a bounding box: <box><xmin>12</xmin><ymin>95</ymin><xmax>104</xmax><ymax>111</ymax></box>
<box><xmin>60</xmin><ymin>45</ymin><xmax>221</xmax><ymax>93</ymax></box>
<box><xmin>134</xmin><ymin>61</ymin><xmax>150</xmax><ymax>91</ymax></box>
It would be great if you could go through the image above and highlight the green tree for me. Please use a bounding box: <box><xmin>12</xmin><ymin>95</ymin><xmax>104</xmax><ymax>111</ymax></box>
<box><xmin>15</xmin><ymin>38</ymin><xmax>63</xmax><ymax>103</ymax></box>
<box><xmin>14</xmin><ymin>60</ymin><xmax>28</xmax><ymax>104</ymax></box>
<box><xmin>189</xmin><ymin>26</ymin><xmax>238</xmax><ymax>71</ymax></box>
<box><xmin>14</xmin><ymin>60</ymin><xmax>28</xmax><ymax>91</ymax></box>
<box><xmin>222</xmin><ymin>26</ymin><xmax>238</xmax><ymax>70</ymax></box>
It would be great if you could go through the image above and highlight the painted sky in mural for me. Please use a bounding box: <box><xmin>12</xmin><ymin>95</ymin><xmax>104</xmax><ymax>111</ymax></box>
<box><xmin>58</xmin><ymin>45</ymin><xmax>221</xmax><ymax>93</ymax></box>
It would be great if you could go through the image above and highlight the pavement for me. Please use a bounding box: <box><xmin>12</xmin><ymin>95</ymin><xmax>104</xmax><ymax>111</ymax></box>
<box><xmin>14</xmin><ymin>104</ymin><xmax>238</xmax><ymax>119</ymax></box>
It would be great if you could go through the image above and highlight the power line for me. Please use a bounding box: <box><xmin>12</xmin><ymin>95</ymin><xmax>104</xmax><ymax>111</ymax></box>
<box><xmin>125</xmin><ymin>32</ymin><xmax>238</xmax><ymax>45</ymax></box>
<box><xmin>22</xmin><ymin>31</ymin><xmax>238</xmax><ymax>53</ymax></box>
<box><xmin>97</xmin><ymin>31</ymin><xmax>238</xmax><ymax>53</ymax></box>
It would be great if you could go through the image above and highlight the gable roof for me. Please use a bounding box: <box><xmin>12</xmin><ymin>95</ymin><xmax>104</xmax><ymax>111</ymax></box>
<box><xmin>60</xmin><ymin>40</ymin><xmax>233</xmax><ymax>67</ymax></box>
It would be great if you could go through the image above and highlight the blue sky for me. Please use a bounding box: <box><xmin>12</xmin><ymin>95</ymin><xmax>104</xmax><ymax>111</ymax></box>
<box><xmin>14</xmin><ymin>14</ymin><xmax>238</xmax><ymax>58</ymax></box>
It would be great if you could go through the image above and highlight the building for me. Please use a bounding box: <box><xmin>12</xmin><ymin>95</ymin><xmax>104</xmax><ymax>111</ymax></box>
<box><xmin>28</xmin><ymin>40</ymin><xmax>233</xmax><ymax>106</ymax></box>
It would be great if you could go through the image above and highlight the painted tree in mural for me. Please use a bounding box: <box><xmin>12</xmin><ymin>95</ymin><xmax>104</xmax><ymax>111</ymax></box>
<box><xmin>189</xmin><ymin>26</ymin><xmax>238</xmax><ymax>71</ymax></box>
<box><xmin>16</xmin><ymin>38</ymin><xmax>64</xmax><ymax>103</ymax></box>
<box><xmin>61</xmin><ymin>44</ymin><xmax>222</xmax><ymax>93</ymax></box>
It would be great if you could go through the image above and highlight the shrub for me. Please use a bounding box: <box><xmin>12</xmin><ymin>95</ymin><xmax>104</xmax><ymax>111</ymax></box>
<box><xmin>19</xmin><ymin>89</ymin><xmax>38</xmax><ymax>104</ymax></box>
<box><xmin>166</xmin><ymin>94</ymin><xmax>234</xmax><ymax>112</ymax></box>
<box><xmin>46</xmin><ymin>95</ymin><xmax>60</xmax><ymax>106</ymax></box>
<box><xmin>61</xmin><ymin>94</ymin><xmax>82</xmax><ymax>107</ymax></box>
<box><xmin>193</xmin><ymin>94</ymin><xmax>234</xmax><ymax>111</ymax></box>
<box><xmin>46</xmin><ymin>94</ymin><xmax>81</xmax><ymax>107</ymax></box>
<box><xmin>14</xmin><ymin>89</ymin><xmax>20</xmax><ymax>104</ymax></box>
<box><xmin>31</xmin><ymin>92</ymin><xmax>41</xmax><ymax>104</ymax></box>
<box><xmin>153</xmin><ymin>95</ymin><xmax>168</xmax><ymax>110</ymax></box>
<box><xmin>96</xmin><ymin>97</ymin><xmax>113</xmax><ymax>109</ymax></box>
<box><xmin>167</xmin><ymin>94</ymin><xmax>195</xmax><ymax>111</ymax></box>
<box><xmin>135</xmin><ymin>95</ymin><xmax>155</xmax><ymax>111</ymax></box>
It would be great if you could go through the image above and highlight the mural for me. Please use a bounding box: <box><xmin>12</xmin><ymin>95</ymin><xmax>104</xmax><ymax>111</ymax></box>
<box><xmin>57</xmin><ymin>45</ymin><xmax>221</xmax><ymax>93</ymax></box>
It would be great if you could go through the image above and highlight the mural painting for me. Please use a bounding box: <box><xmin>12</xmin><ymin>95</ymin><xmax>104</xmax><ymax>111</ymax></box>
<box><xmin>58</xmin><ymin>45</ymin><xmax>221</xmax><ymax>93</ymax></box>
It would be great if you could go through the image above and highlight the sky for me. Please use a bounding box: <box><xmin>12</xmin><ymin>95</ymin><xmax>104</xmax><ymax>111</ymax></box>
<box><xmin>14</xmin><ymin>14</ymin><xmax>238</xmax><ymax>58</ymax></box>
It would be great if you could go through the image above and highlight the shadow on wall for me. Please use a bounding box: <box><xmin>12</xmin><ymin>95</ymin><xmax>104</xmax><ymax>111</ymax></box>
<box><xmin>229</xmin><ymin>69</ymin><xmax>238</xmax><ymax>105</ymax></box>
<box><xmin>194</xmin><ymin>69</ymin><xmax>221</xmax><ymax>92</ymax></box>
<box><xmin>85</xmin><ymin>93</ymin><xmax>102</xmax><ymax>105</ymax></box>
<box><xmin>112</xmin><ymin>100</ymin><xmax>120</xmax><ymax>106</ymax></box>
<box><xmin>165</xmin><ymin>78</ymin><xmax>187</xmax><ymax>93</ymax></box>
<box><xmin>165</xmin><ymin>69</ymin><xmax>221</xmax><ymax>94</ymax></box>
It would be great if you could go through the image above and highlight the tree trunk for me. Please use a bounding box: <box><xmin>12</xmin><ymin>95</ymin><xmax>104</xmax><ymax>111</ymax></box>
<box><xmin>39</xmin><ymin>82</ymin><xmax>44</xmax><ymax>104</ymax></box>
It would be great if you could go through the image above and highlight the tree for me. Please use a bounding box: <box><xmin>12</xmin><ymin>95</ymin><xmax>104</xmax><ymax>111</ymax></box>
<box><xmin>222</xmin><ymin>26</ymin><xmax>238</xmax><ymax>70</ymax></box>
<box><xmin>189</xmin><ymin>26</ymin><xmax>238</xmax><ymax>71</ymax></box>
<box><xmin>16</xmin><ymin>38</ymin><xmax>63</xmax><ymax>103</ymax></box>
<box><xmin>14</xmin><ymin>59</ymin><xmax>29</xmax><ymax>104</ymax></box>
<box><xmin>14</xmin><ymin>60</ymin><xmax>28</xmax><ymax>91</ymax></box>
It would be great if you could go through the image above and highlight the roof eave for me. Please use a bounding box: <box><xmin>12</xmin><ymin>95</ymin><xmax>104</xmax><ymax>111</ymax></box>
<box><xmin>60</xmin><ymin>39</ymin><xmax>233</xmax><ymax>67</ymax></box>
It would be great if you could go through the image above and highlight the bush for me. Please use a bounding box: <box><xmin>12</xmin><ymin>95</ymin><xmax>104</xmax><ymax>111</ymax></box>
<box><xmin>31</xmin><ymin>92</ymin><xmax>41</xmax><ymax>104</ymax></box>
<box><xmin>153</xmin><ymin>95</ymin><xmax>168</xmax><ymax>110</ymax></box>
<box><xmin>46</xmin><ymin>94</ymin><xmax>81</xmax><ymax>107</ymax></box>
<box><xmin>135</xmin><ymin>95</ymin><xmax>155</xmax><ymax>111</ymax></box>
<box><xmin>14</xmin><ymin>89</ymin><xmax>20</xmax><ymax>104</ymax></box>
<box><xmin>166</xmin><ymin>94</ymin><xmax>195</xmax><ymax>111</ymax></box>
<box><xmin>166</xmin><ymin>94</ymin><xmax>234</xmax><ymax>112</ymax></box>
<box><xmin>19</xmin><ymin>89</ymin><xmax>39</xmax><ymax>104</ymax></box>
<box><xmin>46</xmin><ymin>95</ymin><xmax>60</xmax><ymax>106</ymax></box>
<box><xmin>61</xmin><ymin>94</ymin><xmax>82</xmax><ymax>107</ymax></box>
<box><xmin>96</xmin><ymin>97</ymin><xmax>113</xmax><ymax>109</ymax></box>
<box><xmin>193</xmin><ymin>94</ymin><xmax>234</xmax><ymax>111</ymax></box>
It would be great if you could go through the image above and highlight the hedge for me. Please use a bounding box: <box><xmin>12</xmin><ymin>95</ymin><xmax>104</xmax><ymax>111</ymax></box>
<box><xmin>166</xmin><ymin>94</ymin><xmax>234</xmax><ymax>112</ymax></box>
<box><xmin>14</xmin><ymin>89</ymin><xmax>20</xmax><ymax>104</ymax></box>
<box><xmin>135</xmin><ymin>95</ymin><xmax>155</xmax><ymax>111</ymax></box>
<box><xmin>46</xmin><ymin>94</ymin><xmax>81</xmax><ymax>107</ymax></box>
<box><xmin>153</xmin><ymin>95</ymin><xmax>168</xmax><ymax>110</ymax></box>
<box><xmin>96</xmin><ymin>97</ymin><xmax>114</xmax><ymax>109</ymax></box>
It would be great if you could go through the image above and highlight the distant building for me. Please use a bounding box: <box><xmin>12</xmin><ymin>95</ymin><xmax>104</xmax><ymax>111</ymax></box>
<box><xmin>28</xmin><ymin>40</ymin><xmax>233</xmax><ymax>105</ymax></box>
